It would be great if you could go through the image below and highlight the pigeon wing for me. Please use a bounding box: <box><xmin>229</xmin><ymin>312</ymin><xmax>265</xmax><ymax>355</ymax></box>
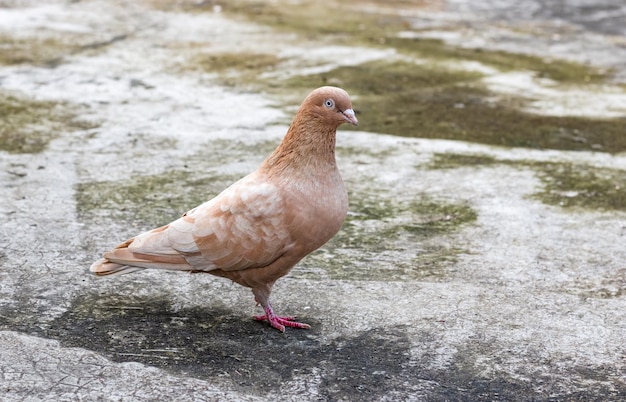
<box><xmin>114</xmin><ymin>175</ymin><xmax>293</xmax><ymax>272</ymax></box>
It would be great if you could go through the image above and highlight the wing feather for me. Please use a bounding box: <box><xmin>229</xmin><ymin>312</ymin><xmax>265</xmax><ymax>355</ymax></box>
<box><xmin>189</xmin><ymin>176</ymin><xmax>291</xmax><ymax>271</ymax></box>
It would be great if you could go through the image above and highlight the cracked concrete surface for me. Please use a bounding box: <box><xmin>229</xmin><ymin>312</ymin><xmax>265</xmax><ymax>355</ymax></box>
<box><xmin>1</xmin><ymin>1</ymin><xmax>625</xmax><ymax>401</ymax></box>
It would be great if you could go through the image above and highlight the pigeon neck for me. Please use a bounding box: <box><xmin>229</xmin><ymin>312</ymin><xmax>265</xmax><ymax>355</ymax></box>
<box><xmin>263</xmin><ymin>116</ymin><xmax>338</xmax><ymax>174</ymax></box>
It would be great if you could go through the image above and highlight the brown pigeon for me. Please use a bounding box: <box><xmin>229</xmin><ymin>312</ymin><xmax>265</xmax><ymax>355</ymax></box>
<box><xmin>90</xmin><ymin>86</ymin><xmax>358</xmax><ymax>332</ymax></box>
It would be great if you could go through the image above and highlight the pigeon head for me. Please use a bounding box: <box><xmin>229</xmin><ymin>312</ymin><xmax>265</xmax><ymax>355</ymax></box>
<box><xmin>300</xmin><ymin>86</ymin><xmax>358</xmax><ymax>127</ymax></box>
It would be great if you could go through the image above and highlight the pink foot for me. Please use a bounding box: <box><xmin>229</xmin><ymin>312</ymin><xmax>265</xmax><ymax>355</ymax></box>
<box><xmin>253</xmin><ymin>303</ymin><xmax>310</xmax><ymax>332</ymax></box>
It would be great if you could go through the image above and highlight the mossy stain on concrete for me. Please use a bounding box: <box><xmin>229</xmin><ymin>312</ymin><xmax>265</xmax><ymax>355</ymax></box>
<box><xmin>207</xmin><ymin>0</ymin><xmax>612</xmax><ymax>85</ymax></box>
<box><xmin>388</xmin><ymin>37</ymin><xmax>610</xmax><ymax>84</ymax></box>
<box><xmin>429</xmin><ymin>153</ymin><xmax>626</xmax><ymax>212</ymax></box>
<box><xmin>404</xmin><ymin>200</ymin><xmax>478</xmax><ymax>237</ymax></box>
<box><xmin>75</xmin><ymin>170</ymin><xmax>240</xmax><ymax>228</ymax></box>
<box><xmin>76</xmin><ymin>138</ymin><xmax>278</xmax><ymax>226</ymax></box>
<box><xmin>187</xmin><ymin>52</ymin><xmax>282</xmax><ymax>88</ymax></box>
<box><xmin>285</xmin><ymin>61</ymin><xmax>626</xmax><ymax>153</ymax></box>
<box><xmin>0</xmin><ymin>34</ymin><xmax>78</xmax><ymax>66</ymax></box>
<box><xmin>176</xmin><ymin>0</ymin><xmax>402</xmax><ymax>45</ymax></box>
<box><xmin>195</xmin><ymin>52</ymin><xmax>280</xmax><ymax>72</ymax></box>
<box><xmin>430</xmin><ymin>153</ymin><xmax>500</xmax><ymax>169</ymax></box>
<box><xmin>0</xmin><ymin>30</ymin><xmax>128</xmax><ymax>67</ymax></box>
<box><xmin>298</xmin><ymin>194</ymin><xmax>477</xmax><ymax>281</ymax></box>
<box><xmin>0</xmin><ymin>90</ymin><xmax>97</xmax><ymax>154</ymax></box>
<box><xmin>533</xmin><ymin>163</ymin><xmax>626</xmax><ymax>211</ymax></box>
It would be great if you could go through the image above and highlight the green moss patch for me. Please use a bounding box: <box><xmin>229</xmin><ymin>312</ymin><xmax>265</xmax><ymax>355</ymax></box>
<box><xmin>388</xmin><ymin>37</ymin><xmax>609</xmax><ymax>84</ymax></box>
<box><xmin>194</xmin><ymin>52</ymin><xmax>280</xmax><ymax>73</ymax></box>
<box><xmin>0</xmin><ymin>91</ymin><xmax>96</xmax><ymax>154</ymax></box>
<box><xmin>534</xmin><ymin>163</ymin><xmax>626</xmax><ymax>211</ymax></box>
<box><xmin>76</xmin><ymin>137</ymin><xmax>280</xmax><ymax>226</ymax></box>
<box><xmin>0</xmin><ymin>31</ymin><xmax>132</xmax><ymax>67</ymax></box>
<box><xmin>188</xmin><ymin>52</ymin><xmax>281</xmax><ymax>87</ymax></box>
<box><xmin>430</xmin><ymin>153</ymin><xmax>499</xmax><ymax>169</ymax></box>
<box><xmin>285</xmin><ymin>59</ymin><xmax>483</xmax><ymax>94</ymax></box>
<box><xmin>298</xmin><ymin>193</ymin><xmax>477</xmax><ymax>281</ymax></box>
<box><xmin>284</xmin><ymin>60</ymin><xmax>626</xmax><ymax>152</ymax></box>
<box><xmin>428</xmin><ymin>153</ymin><xmax>626</xmax><ymax>211</ymax></box>
<box><xmin>337</xmin><ymin>192</ymin><xmax>476</xmax><ymax>251</ymax></box>
<box><xmin>0</xmin><ymin>35</ymin><xmax>78</xmax><ymax>66</ymax></box>
<box><xmin>403</xmin><ymin>200</ymin><xmax>478</xmax><ymax>237</ymax></box>
<box><xmin>76</xmin><ymin>170</ymin><xmax>240</xmax><ymax>228</ymax></box>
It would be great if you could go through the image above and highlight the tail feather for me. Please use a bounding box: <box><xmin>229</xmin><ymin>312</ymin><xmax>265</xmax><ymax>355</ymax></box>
<box><xmin>90</xmin><ymin>258</ymin><xmax>145</xmax><ymax>276</ymax></box>
<box><xmin>90</xmin><ymin>236</ymin><xmax>196</xmax><ymax>276</ymax></box>
<box><xmin>90</xmin><ymin>224</ymin><xmax>199</xmax><ymax>276</ymax></box>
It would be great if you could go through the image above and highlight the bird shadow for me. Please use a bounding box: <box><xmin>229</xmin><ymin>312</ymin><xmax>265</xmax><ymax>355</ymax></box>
<box><xmin>38</xmin><ymin>292</ymin><xmax>413</xmax><ymax>397</ymax></box>
<box><xmin>2</xmin><ymin>291</ymin><xmax>615</xmax><ymax>400</ymax></box>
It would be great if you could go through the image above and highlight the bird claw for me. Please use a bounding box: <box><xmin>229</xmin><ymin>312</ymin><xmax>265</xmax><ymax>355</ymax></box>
<box><xmin>253</xmin><ymin>314</ymin><xmax>311</xmax><ymax>332</ymax></box>
<box><xmin>253</xmin><ymin>304</ymin><xmax>310</xmax><ymax>332</ymax></box>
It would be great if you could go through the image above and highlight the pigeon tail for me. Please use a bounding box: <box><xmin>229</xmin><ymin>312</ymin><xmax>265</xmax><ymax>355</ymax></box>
<box><xmin>90</xmin><ymin>258</ymin><xmax>145</xmax><ymax>276</ymax></box>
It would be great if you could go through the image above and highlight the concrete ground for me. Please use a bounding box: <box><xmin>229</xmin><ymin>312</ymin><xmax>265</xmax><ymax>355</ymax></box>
<box><xmin>1</xmin><ymin>1</ymin><xmax>625</xmax><ymax>401</ymax></box>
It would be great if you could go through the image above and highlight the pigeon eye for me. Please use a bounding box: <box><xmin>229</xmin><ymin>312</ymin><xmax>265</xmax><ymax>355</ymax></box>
<box><xmin>324</xmin><ymin>99</ymin><xmax>335</xmax><ymax>109</ymax></box>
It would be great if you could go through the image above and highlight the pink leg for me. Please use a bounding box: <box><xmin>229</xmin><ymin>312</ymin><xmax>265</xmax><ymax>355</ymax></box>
<box><xmin>253</xmin><ymin>302</ymin><xmax>310</xmax><ymax>332</ymax></box>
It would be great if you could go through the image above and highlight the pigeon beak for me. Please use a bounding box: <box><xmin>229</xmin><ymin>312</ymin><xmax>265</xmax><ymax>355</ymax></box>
<box><xmin>341</xmin><ymin>109</ymin><xmax>358</xmax><ymax>126</ymax></box>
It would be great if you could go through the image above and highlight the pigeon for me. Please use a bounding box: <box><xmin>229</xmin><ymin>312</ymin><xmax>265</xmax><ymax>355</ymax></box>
<box><xmin>90</xmin><ymin>86</ymin><xmax>358</xmax><ymax>332</ymax></box>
